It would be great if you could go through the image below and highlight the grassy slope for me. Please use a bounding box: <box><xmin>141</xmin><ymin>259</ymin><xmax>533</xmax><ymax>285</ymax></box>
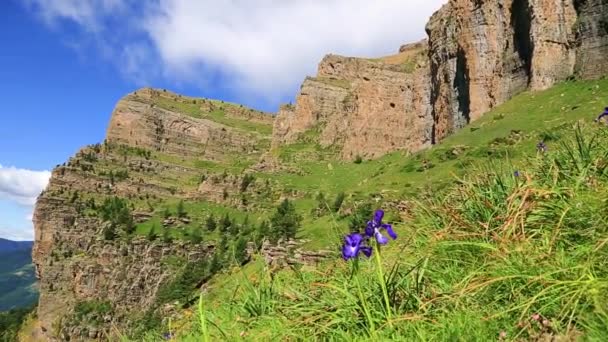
<box><xmin>264</xmin><ymin>79</ymin><xmax>608</xmax><ymax>248</ymax></box>
<box><xmin>143</xmin><ymin>79</ymin><xmax>608</xmax><ymax>340</ymax></box>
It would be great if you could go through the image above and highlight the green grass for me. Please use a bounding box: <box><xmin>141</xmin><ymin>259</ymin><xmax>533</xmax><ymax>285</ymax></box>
<box><xmin>116</xmin><ymin>79</ymin><xmax>608</xmax><ymax>340</ymax></box>
<box><xmin>161</xmin><ymin>122</ymin><xmax>608</xmax><ymax>341</ymax></box>
<box><xmin>51</xmin><ymin>79</ymin><xmax>608</xmax><ymax>340</ymax></box>
<box><xmin>312</xmin><ymin>77</ymin><xmax>352</xmax><ymax>89</ymax></box>
<box><xmin>135</xmin><ymin>199</ymin><xmax>268</xmax><ymax>241</ymax></box>
<box><xmin>153</xmin><ymin>96</ymin><xmax>272</xmax><ymax>135</ymax></box>
<box><xmin>267</xmin><ymin>79</ymin><xmax>608</xmax><ymax>198</ymax></box>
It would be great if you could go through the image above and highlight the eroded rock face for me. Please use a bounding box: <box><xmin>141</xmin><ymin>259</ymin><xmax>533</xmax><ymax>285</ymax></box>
<box><xmin>106</xmin><ymin>88</ymin><xmax>271</xmax><ymax>161</ymax></box>
<box><xmin>427</xmin><ymin>0</ymin><xmax>608</xmax><ymax>142</ymax></box>
<box><xmin>32</xmin><ymin>167</ymin><xmax>213</xmax><ymax>341</ymax></box>
<box><xmin>32</xmin><ymin>89</ymin><xmax>274</xmax><ymax>340</ymax></box>
<box><xmin>274</xmin><ymin>0</ymin><xmax>608</xmax><ymax>155</ymax></box>
<box><xmin>273</xmin><ymin>42</ymin><xmax>433</xmax><ymax>160</ymax></box>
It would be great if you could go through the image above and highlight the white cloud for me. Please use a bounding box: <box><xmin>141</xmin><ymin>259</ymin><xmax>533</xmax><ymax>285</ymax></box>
<box><xmin>0</xmin><ymin>165</ymin><xmax>51</xmax><ymax>206</ymax></box>
<box><xmin>24</xmin><ymin>0</ymin><xmax>447</xmax><ymax>105</ymax></box>
<box><xmin>0</xmin><ymin>224</ymin><xmax>34</xmax><ymax>241</ymax></box>
<box><xmin>24</xmin><ymin>0</ymin><xmax>126</xmax><ymax>32</ymax></box>
<box><xmin>142</xmin><ymin>0</ymin><xmax>446</xmax><ymax>100</ymax></box>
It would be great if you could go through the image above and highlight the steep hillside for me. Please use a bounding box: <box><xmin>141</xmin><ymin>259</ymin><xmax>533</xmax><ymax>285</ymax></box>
<box><xmin>32</xmin><ymin>89</ymin><xmax>279</xmax><ymax>340</ymax></box>
<box><xmin>0</xmin><ymin>240</ymin><xmax>37</xmax><ymax>311</ymax></box>
<box><xmin>163</xmin><ymin>78</ymin><xmax>608</xmax><ymax>341</ymax></box>
<box><xmin>31</xmin><ymin>0</ymin><xmax>608</xmax><ymax>340</ymax></box>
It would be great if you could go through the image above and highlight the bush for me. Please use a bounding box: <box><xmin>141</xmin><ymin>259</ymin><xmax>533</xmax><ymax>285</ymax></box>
<box><xmin>0</xmin><ymin>306</ymin><xmax>34</xmax><ymax>341</ymax></box>
<box><xmin>220</xmin><ymin>214</ymin><xmax>232</xmax><ymax>233</ymax></box>
<box><xmin>269</xmin><ymin>199</ymin><xmax>302</xmax><ymax>242</ymax></box>
<box><xmin>354</xmin><ymin>155</ymin><xmax>363</xmax><ymax>164</ymax></box>
<box><xmin>176</xmin><ymin>200</ymin><xmax>187</xmax><ymax>218</ymax></box>
<box><xmin>332</xmin><ymin>192</ymin><xmax>346</xmax><ymax>213</ymax></box>
<box><xmin>240</xmin><ymin>174</ymin><xmax>255</xmax><ymax>192</ymax></box>
<box><xmin>205</xmin><ymin>214</ymin><xmax>217</xmax><ymax>232</ymax></box>
<box><xmin>99</xmin><ymin>197</ymin><xmax>135</xmax><ymax>235</ymax></box>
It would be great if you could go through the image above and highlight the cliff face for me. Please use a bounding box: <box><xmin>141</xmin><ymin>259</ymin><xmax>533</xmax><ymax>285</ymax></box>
<box><xmin>274</xmin><ymin>0</ymin><xmax>608</xmax><ymax>153</ymax></box>
<box><xmin>33</xmin><ymin>1</ymin><xmax>608</xmax><ymax>340</ymax></box>
<box><xmin>273</xmin><ymin>41</ymin><xmax>433</xmax><ymax>160</ymax></box>
<box><xmin>32</xmin><ymin>90</ymin><xmax>275</xmax><ymax>340</ymax></box>
<box><xmin>106</xmin><ymin>88</ymin><xmax>272</xmax><ymax>161</ymax></box>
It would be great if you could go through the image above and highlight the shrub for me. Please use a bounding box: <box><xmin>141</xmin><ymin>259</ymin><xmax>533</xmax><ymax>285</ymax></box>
<box><xmin>205</xmin><ymin>214</ymin><xmax>217</xmax><ymax>232</ymax></box>
<box><xmin>240</xmin><ymin>174</ymin><xmax>255</xmax><ymax>192</ymax></box>
<box><xmin>269</xmin><ymin>199</ymin><xmax>302</xmax><ymax>241</ymax></box>
<box><xmin>354</xmin><ymin>155</ymin><xmax>363</xmax><ymax>164</ymax></box>
<box><xmin>220</xmin><ymin>214</ymin><xmax>232</xmax><ymax>233</ymax></box>
<box><xmin>176</xmin><ymin>200</ymin><xmax>187</xmax><ymax>218</ymax></box>
<box><xmin>332</xmin><ymin>192</ymin><xmax>346</xmax><ymax>213</ymax></box>
<box><xmin>99</xmin><ymin>197</ymin><xmax>135</xmax><ymax>235</ymax></box>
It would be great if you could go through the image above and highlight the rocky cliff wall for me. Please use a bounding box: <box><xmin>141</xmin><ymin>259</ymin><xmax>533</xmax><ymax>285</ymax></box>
<box><xmin>274</xmin><ymin>0</ymin><xmax>608</xmax><ymax>155</ymax></box>
<box><xmin>106</xmin><ymin>88</ymin><xmax>271</xmax><ymax>161</ymax></box>
<box><xmin>273</xmin><ymin>42</ymin><xmax>433</xmax><ymax>160</ymax></box>
<box><xmin>33</xmin><ymin>172</ymin><xmax>213</xmax><ymax>340</ymax></box>
<box><xmin>32</xmin><ymin>90</ymin><xmax>275</xmax><ymax>340</ymax></box>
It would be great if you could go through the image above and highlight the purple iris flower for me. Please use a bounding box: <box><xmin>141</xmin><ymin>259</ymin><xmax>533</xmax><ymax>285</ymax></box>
<box><xmin>342</xmin><ymin>233</ymin><xmax>372</xmax><ymax>260</ymax></box>
<box><xmin>365</xmin><ymin>210</ymin><xmax>397</xmax><ymax>245</ymax></box>
<box><xmin>595</xmin><ymin>107</ymin><xmax>608</xmax><ymax>122</ymax></box>
<box><xmin>536</xmin><ymin>141</ymin><xmax>547</xmax><ymax>153</ymax></box>
<box><xmin>163</xmin><ymin>332</ymin><xmax>174</xmax><ymax>340</ymax></box>
<box><xmin>514</xmin><ymin>170</ymin><xmax>520</xmax><ymax>177</ymax></box>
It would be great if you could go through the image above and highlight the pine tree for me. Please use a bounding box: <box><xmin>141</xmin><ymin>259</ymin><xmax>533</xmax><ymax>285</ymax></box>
<box><xmin>189</xmin><ymin>228</ymin><xmax>203</xmax><ymax>244</ymax></box>
<box><xmin>147</xmin><ymin>224</ymin><xmax>158</xmax><ymax>241</ymax></box>
<box><xmin>219</xmin><ymin>214</ymin><xmax>231</xmax><ymax>233</ymax></box>
<box><xmin>205</xmin><ymin>214</ymin><xmax>217</xmax><ymax>232</ymax></box>
<box><xmin>233</xmin><ymin>236</ymin><xmax>248</xmax><ymax>265</ymax></box>
<box><xmin>162</xmin><ymin>228</ymin><xmax>173</xmax><ymax>243</ymax></box>
<box><xmin>269</xmin><ymin>199</ymin><xmax>302</xmax><ymax>241</ymax></box>
<box><xmin>176</xmin><ymin>200</ymin><xmax>187</xmax><ymax>218</ymax></box>
<box><xmin>103</xmin><ymin>224</ymin><xmax>116</xmax><ymax>241</ymax></box>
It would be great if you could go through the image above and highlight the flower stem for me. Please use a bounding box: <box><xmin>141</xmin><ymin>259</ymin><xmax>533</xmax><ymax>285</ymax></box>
<box><xmin>373</xmin><ymin>242</ymin><xmax>392</xmax><ymax>324</ymax></box>
<box><xmin>198</xmin><ymin>295</ymin><xmax>210</xmax><ymax>342</ymax></box>
<box><xmin>353</xmin><ymin>260</ymin><xmax>376</xmax><ymax>337</ymax></box>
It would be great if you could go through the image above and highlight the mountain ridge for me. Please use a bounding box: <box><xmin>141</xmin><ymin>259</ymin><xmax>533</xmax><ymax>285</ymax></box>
<box><xmin>31</xmin><ymin>0</ymin><xmax>608</xmax><ymax>339</ymax></box>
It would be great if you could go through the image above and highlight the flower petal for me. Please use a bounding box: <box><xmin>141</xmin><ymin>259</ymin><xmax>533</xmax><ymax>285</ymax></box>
<box><xmin>349</xmin><ymin>233</ymin><xmax>363</xmax><ymax>246</ymax></box>
<box><xmin>382</xmin><ymin>224</ymin><xmax>397</xmax><ymax>240</ymax></box>
<box><xmin>375</xmin><ymin>231</ymin><xmax>388</xmax><ymax>245</ymax></box>
<box><xmin>344</xmin><ymin>234</ymin><xmax>353</xmax><ymax>245</ymax></box>
<box><xmin>360</xmin><ymin>246</ymin><xmax>372</xmax><ymax>257</ymax></box>
<box><xmin>342</xmin><ymin>244</ymin><xmax>357</xmax><ymax>260</ymax></box>
<box><xmin>365</xmin><ymin>221</ymin><xmax>375</xmax><ymax>237</ymax></box>
<box><xmin>374</xmin><ymin>210</ymin><xmax>384</xmax><ymax>224</ymax></box>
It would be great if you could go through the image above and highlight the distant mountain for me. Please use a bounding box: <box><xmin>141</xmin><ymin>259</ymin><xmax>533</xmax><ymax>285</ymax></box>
<box><xmin>0</xmin><ymin>239</ymin><xmax>38</xmax><ymax>311</ymax></box>
<box><xmin>0</xmin><ymin>238</ymin><xmax>33</xmax><ymax>254</ymax></box>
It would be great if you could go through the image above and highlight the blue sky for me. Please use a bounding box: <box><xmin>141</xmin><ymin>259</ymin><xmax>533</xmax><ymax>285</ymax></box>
<box><xmin>0</xmin><ymin>0</ymin><xmax>445</xmax><ymax>240</ymax></box>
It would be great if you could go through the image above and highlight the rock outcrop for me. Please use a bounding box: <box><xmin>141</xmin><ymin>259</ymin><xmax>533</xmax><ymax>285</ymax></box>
<box><xmin>32</xmin><ymin>89</ymin><xmax>275</xmax><ymax>340</ymax></box>
<box><xmin>107</xmin><ymin>88</ymin><xmax>272</xmax><ymax>161</ymax></box>
<box><xmin>273</xmin><ymin>0</ymin><xmax>608</xmax><ymax>155</ymax></box>
<box><xmin>273</xmin><ymin>41</ymin><xmax>433</xmax><ymax>160</ymax></box>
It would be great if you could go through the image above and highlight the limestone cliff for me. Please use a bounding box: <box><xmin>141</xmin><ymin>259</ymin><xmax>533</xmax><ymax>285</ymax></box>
<box><xmin>32</xmin><ymin>89</ymin><xmax>275</xmax><ymax>340</ymax></box>
<box><xmin>273</xmin><ymin>0</ymin><xmax>608</xmax><ymax>155</ymax></box>
<box><xmin>106</xmin><ymin>88</ymin><xmax>272</xmax><ymax>161</ymax></box>
<box><xmin>273</xmin><ymin>41</ymin><xmax>433</xmax><ymax>160</ymax></box>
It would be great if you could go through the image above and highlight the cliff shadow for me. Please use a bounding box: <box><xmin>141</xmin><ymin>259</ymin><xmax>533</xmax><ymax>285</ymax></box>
<box><xmin>511</xmin><ymin>0</ymin><xmax>534</xmax><ymax>80</ymax></box>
